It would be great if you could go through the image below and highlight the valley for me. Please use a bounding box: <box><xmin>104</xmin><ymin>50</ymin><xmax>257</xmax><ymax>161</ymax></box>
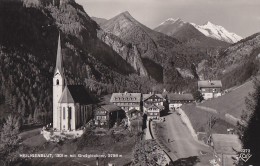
<box><xmin>0</xmin><ymin>0</ymin><xmax>260</xmax><ymax>165</ymax></box>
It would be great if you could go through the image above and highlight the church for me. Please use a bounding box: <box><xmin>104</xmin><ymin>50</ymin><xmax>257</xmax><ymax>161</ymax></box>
<box><xmin>53</xmin><ymin>34</ymin><xmax>94</xmax><ymax>131</ymax></box>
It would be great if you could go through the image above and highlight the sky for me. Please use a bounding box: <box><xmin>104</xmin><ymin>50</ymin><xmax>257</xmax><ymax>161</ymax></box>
<box><xmin>75</xmin><ymin>0</ymin><xmax>260</xmax><ymax>38</ymax></box>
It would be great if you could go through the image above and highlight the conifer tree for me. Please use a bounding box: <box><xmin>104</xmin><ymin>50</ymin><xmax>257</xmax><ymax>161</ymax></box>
<box><xmin>0</xmin><ymin>115</ymin><xmax>21</xmax><ymax>153</ymax></box>
<box><xmin>238</xmin><ymin>78</ymin><xmax>260</xmax><ymax>165</ymax></box>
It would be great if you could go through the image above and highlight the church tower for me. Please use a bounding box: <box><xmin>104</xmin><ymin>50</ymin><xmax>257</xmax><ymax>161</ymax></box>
<box><xmin>53</xmin><ymin>33</ymin><xmax>65</xmax><ymax>130</ymax></box>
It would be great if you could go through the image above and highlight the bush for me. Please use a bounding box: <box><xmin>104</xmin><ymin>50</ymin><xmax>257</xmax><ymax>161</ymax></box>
<box><xmin>76</xmin><ymin>127</ymin><xmax>101</xmax><ymax>149</ymax></box>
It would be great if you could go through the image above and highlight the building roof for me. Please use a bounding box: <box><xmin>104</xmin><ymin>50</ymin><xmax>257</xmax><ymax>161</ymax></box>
<box><xmin>143</xmin><ymin>93</ymin><xmax>164</xmax><ymax>101</ymax></box>
<box><xmin>59</xmin><ymin>85</ymin><xmax>94</xmax><ymax>104</ymax></box>
<box><xmin>212</xmin><ymin>134</ymin><xmax>242</xmax><ymax>155</ymax></box>
<box><xmin>101</xmin><ymin>105</ymin><xmax>122</xmax><ymax>113</ymax></box>
<box><xmin>54</xmin><ymin>33</ymin><xmax>64</xmax><ymax>76</ymax></box>
<box><xmin>167</xmin><ymin>93</ymin><xmax>194</xmax><ymax>101</ymax></box>
<box><xmin>145</xmin><ymin>104</ymin><xmax>164</xmax><ymax>110</ymax></box>
<box><xmin>110</xmin><ymin>92</ymin><xmax>141</xmax><ymax>103</ymax></box>
<box><xmin>198</xmin><ymin>80</ymin><xmax>222</xmax><ymax>88</ymax></box>
<box><xmin>128</xmin><ymin>108</ymin><xmax>142</xmax><ymax>115</ymax></box>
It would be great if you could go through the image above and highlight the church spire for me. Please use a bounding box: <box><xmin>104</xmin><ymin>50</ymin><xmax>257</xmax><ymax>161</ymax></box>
<box><xmin>55</xmin><ymin>32</ymin><xmax>64</xmax><ymax>76</ymax></box>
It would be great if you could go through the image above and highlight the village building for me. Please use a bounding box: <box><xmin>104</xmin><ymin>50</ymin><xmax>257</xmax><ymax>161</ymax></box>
<box><xmin>145</xmin><ymin>104</ymin><xmax>164</xmax><ymax>120</ymax></box>
<box><xmin>167</xmin><ymin>93</ymin><xmax>194</xmax><ymax>110</ymax></box>
<box><xmin>142</xmin><ymin>93</ymin><xmax>164</xmax><ymax>120</ymax></box>
<box><xmin>53</xmin><ymin>34</ymin><xmax>94</xmax><ymax>131</ymax></box>
<box><xmin>127</xmin><ymin>108</ymin><xmax>143</xmax><ymax>131</ymax></box>
<box><xmin>198</xmin><ymin>80</ymin><xmax>222</xmax><ymax>100</ymax></box>
<box><xmin>110</xmin><ymin>92</ymin><xmax>141</xmax><ymax>112</ymax></box>
<box><xmin>211</xmin><ymin>134</ymin><xmax>242</xmax><ymax>166</ymax></box>
<box><xmin>127</xmin><ymin>108</ymin><xmax>143</xmax><ymax>126</ymax></box>
<box><xmin>143</xmin><ymin>93</ymin><xmax>164</xmax><ymax>112</ymax></box>
<box><xmin>94</xmin><ymin>105</ymin><xmax>124</xmax><ymax>128</ymax></box>
<box><xmin>128</xmin><ymin>108</ymin><xmax>143</xmax><ymax>119</ymax></box>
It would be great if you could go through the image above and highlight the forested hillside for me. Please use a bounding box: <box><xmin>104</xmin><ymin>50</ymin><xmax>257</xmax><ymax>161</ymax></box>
<box><xmin>0</xmin><ymin>0</ymin><xmax>157</xmax><ymax>124</ymax></box>
<box><xmin>198</xmin><ymin>33</ymin><xmax>260</xmax><ymax>89</ymax></box>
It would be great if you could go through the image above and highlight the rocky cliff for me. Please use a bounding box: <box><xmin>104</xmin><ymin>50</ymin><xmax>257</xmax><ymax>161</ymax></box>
<box><xmin>97</xmin><ymin>30</ymin><xmax>148</xmax><ymax>76</ymax></box>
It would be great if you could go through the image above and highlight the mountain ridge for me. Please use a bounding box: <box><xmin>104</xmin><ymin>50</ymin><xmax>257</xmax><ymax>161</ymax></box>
<box><xmin>156</xmin><ymin>18</ymin><xmax>242</xmax><ymax>44</ymax></box>
<box><xmin>198</xmin><ymin>32</ymin><xmax>260</xmax><ymax>89</ymax></box>
<box><xmin>154</xmin><ymin>18</ymin><xmax>229</xmax><ymax>48</ymax></box>
<box><xmin>191</xmin><ymin>21</ymin><xmax>243</xmax><ymax>43</ymax></box>
<box><xmin>95</xmin><ymin>11</ymin><xmax>221</xmax><ymax>91</ymax></box>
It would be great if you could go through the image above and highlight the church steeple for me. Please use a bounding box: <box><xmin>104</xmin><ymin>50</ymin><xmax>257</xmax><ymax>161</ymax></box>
<box><xmin>53</xmin><ymin>32</ymin><xmax>65</xmax><ymax>131</ymax></box>
<box><xmin>55</xmin><ymin>33</ymin><xmax>64</xmax><ymax>76</ymax></box>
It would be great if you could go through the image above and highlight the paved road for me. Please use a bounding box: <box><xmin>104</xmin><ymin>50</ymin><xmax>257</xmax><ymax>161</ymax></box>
<box><xmin>157</xmin><ymin>111</ymin><xmax>211</xmax><ymax>161</ymax></box>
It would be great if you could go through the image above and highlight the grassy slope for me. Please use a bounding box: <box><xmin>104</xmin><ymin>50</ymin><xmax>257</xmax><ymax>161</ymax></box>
<box><xmin>182</xmin><ymin>104</ymin><xmax>235</xmax><ymax>134</ymax></box>
<box><xmin>182</xmin><ymin>80</ymin><xmax>255</xmax><ymax>136</ymax></box>
<box><xmin>199</xmin><ymin>80</ymin><xmax>254</xmax><ymax>118</ymax></box>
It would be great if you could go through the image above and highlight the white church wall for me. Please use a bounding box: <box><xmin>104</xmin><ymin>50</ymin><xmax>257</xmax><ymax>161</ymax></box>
<box><xmin>60</xmin><ymin>103</ymin><xmax>75</xmax><ymax>131</ymax></box>
<box><xmin>53</xmin><ymin>69</ymin><xmax>64</xmax><ymax>131</ymax></box>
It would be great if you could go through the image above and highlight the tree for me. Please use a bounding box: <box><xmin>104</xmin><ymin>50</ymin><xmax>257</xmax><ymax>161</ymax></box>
<box><xmin>28</xmin><ymin>114</ymin><xmax>33</xmax><ymax>124</ymax></box>
<box><xmin>131</xmin><ymin>139</ymin><xmax>167</xmax><ymax>166</ymax></box>
<box><xmin>237</xmin><ymin>78</ymin><xmax>260</xmax><ymax>165</ymax></box>
<box><xmin>193</xmin><ymin>90</ymin><xmax>204</xmax><ymax>102</ymax></box>
<box><xmin>0</xmin><ymin>115</ymin><xmax>21</xmax><ymax>162</ymax></box>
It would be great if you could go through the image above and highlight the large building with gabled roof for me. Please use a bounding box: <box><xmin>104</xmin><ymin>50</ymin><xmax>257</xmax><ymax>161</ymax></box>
<box><xmin>110</xmin><ymin>92</ymin><xmax>141</xmax><ymax>112</ymax></box>
<box><xmin>142</xmin><ymin>93</ymin><xmax>164</xmax><ymax>117</ymax></box>
<box><xmin>198</xmin><ymin>80</ymin><xmax>222</xmax><ymax>100</ymax></box>
<box><xmin>53</xmin><ymin>34</ymin><xmax>94</xmax><ymax>131</ymax></box>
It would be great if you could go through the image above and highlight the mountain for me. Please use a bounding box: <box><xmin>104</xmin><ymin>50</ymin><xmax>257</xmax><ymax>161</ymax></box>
<box><xmin>0</xmin><ymin>0</ymin><xmax>158</xmax><ymax>123</ymax></box>
<box><xmin>192</xmin><ymin>21</ymin><xmax>243</xmax><ymax>43</ymax></box>
<box><xmin>198</xmin><ymin>32</ymin><xmax>260</xmax><ymax>89</ymax></box>
<box><xmin>90</xmin><ymin>16</ymin><xmax>149</xmax><ymax>77</ymax></box>
<box><xmin>98</xmin><ymin>11</ymin><xmax>213</xmax><ymax>86</ymax></box>
<box><xmin>91</xmin><ymin>17</ymin><xmax>108</xmax><ymax>26</ymax></box>
<box><xmin>154</xmin><ymin>18</ymin><xmax>185</xmax><ymax>36</ymax></box>
<box><xmin>154</xmin><ymin>18</ymin><xmax>229</xmax><ymax>47</ymax></box>
<box><xmin>100</xmin><ymin>11</ymin><xmax>180</xmax><ymax>62</ymax></box>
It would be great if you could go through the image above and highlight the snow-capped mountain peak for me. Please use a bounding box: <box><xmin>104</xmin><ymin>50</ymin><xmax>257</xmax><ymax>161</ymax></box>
<box><xmin>192</xmin><ymin>21</ymin><xmax>242</xmax><ymax>43</ymax></box>
<box><xmin>158</xmin><ymin>18</ymin><xmax>185</xmax><ymax>26</ymax></box>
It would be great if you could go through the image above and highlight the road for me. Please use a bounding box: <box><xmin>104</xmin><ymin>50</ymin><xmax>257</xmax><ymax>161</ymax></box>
<box><xmin>156</xmin><ymin>111</ymin><xmax>212</xmax><ymax>164</ymax></box>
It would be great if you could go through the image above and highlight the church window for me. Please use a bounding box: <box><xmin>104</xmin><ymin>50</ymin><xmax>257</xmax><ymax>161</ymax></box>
<box><xmin>56</xmin><ymin>79</ymin><xmax>59</xmax><ymax>85</ymax></box>
<box><xmin>63</xmin><ymin>107</ymin><xmax>65</xmax><ymax>119</ymax></box>
<box><xmin>68</xmin><ymin>107</ymin><xmax>72</xmax><ymax>120</ymax></box>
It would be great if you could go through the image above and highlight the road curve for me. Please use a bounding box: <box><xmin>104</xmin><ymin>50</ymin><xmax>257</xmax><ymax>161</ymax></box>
<box><xmin>157</xmin><ymin>111</ymin><xmax>211</xmax><ymax>161</ymax></box>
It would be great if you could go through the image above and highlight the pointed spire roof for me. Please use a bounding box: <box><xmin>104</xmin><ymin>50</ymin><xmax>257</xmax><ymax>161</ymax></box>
<box><xmin>59</xmin><ymin>85</ymin><xmax>96</xmax><ymax>104</ymax></box>
<box><xmin>55</xmin><ymin>33</ymin><xmax>64</xmax><ymax>76</ymax></box>
<box><xmin>59</xmin><ymin>86</ymin><xmax>74</xmax><ymax>103</ymax></box>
